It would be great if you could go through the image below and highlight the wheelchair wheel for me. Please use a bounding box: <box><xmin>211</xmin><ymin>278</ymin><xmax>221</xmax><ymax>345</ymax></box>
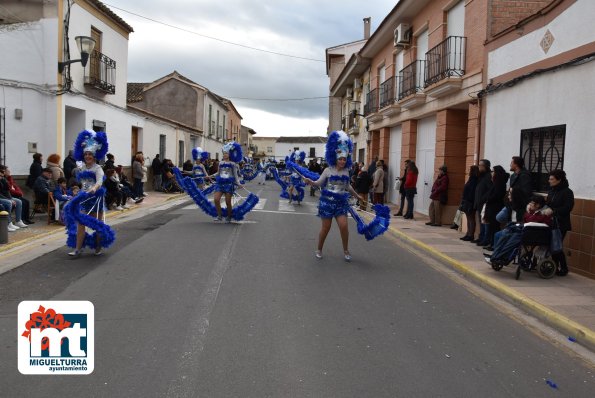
<box><xmin>537</xmin><ymin>259</ymin><xmax>556</xmax><ymax>279</ymax></box>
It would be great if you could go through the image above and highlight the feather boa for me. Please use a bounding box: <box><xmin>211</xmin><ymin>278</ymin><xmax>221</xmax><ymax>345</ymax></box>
<box><xmin>285</xmin><ymin>161</ymin><xmax>320</xmax><ymax>181</ymax></box>
<box><xmin>290</xmin><ymin>185</ymin><xmax>305</xmax><ymax>202</ymax></box>
<box><xmin>172</xmin><ymin>167</ymin><xmax>187</xmax><ymax>193</ymax></box>
<box><xmin>348</xmin><ymin>204</ymin><xmax>391</xmax><ymax>241</ymax></box>
<box><xmin>270</xmin><ymin>167</ymin><xmax>289</xmax><ymax>198</ymax></box>
<box><xmin>180</xmin><ymin>172</ymin><xmax>259</xmax><ymax>220</ymax></box>
<box><xmin>63</xmin><ymin>187</ymin><xmax>116</xmax><ymax>249</ymax></box>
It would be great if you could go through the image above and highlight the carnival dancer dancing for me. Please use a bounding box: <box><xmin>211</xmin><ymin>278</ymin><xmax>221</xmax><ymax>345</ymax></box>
<box><xmin>65</xmin><ymin>130</ymin><xmax>115</xmax><ymax>257</ymax></box>
<box><xmin>287</xmin><ymin>150</ymin><xmax>307</xmax><ymax>205</ymax></box>
<box><xmin>210</xmin><ymin>141</ymin><xmax>243</xmax><ymax>223</ymax></box>
<box><xmin>191</xmin><ymin>147</ymin><xmax>209</xmax><ymax>190</ymax></box>
<box><xmin>305</xmin><ymin>131</ymin><xmax>363</xmax><ymax>262</ymax></box>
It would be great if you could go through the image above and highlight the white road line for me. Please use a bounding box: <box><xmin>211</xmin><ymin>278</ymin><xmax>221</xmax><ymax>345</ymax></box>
<box><xmin>253</xmin><ymin>209</ymin><xmax>316</xmax><ymax>216</ymax></box>
<box><xmin>253</xmin><ymin>198</ymin><xmax>267</xmax><ymax>210</ymax></box>
<box><xmin>166</xmin><ymin>225</ymin><xmax>241</xmax><ymax>397</ymax></box>
<box><xmin>278</xmin><ymin>201</ymin><xmax>295</xmax><ymax>212</ymax></box>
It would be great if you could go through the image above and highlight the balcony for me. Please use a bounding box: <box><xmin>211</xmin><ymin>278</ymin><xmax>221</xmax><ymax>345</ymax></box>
<box><xmin>363</xmin><ymin>88</ymin><xmax>379</xmax><ymax>117</ymax></box>
<box><xmin>84</xmin><ymin>50</ymin><xmax>116</xmax><ymax>94</ymax></box>
<box><xmin>424</xmin><ymin>36</ymin><xmax>466</xmax><ymax>98</ymax></box>
<box><xmin>379</xmin><ymin>76</ymin><xmax>396</xmax><ymax>108</ymax></box>
<box><xmin>398</xmin><ymin>60</ymin><xmax>426</xmax><ymax>109</ymax></box>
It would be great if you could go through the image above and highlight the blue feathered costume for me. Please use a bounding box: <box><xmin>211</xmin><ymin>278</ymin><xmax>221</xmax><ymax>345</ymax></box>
<box><xmin>174</xmin><ymin>141</ymin><xmax>259</xmax><ymax>221</ymax></box>
<box><xmin>286</xmin><ymin>150</ymin><xmax>307</xmax><ymax>203</ymax></box>
<box><xmin>64</xmin><ymin>130</ymin><xmax>116</xmax><ymax>251</ymax></box>
<box><xmin>191</xmin><ymin>147</ymin><xmax>209</xmax><ymax>186</ymax></box>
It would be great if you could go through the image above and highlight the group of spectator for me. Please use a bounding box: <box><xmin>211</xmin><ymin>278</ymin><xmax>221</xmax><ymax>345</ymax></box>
<box><xmin>150</xmin><ymin>154</ymin><xmax>187</xmax><ymax>193</ymax></box>
<box><xmin>350</xmin><ymin>157</ymin><xmax>390</xmax><ymax>211</ymax></box>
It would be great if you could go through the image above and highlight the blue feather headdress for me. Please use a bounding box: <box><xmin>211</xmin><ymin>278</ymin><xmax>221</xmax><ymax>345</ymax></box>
<box><xmin>325</xmin><ymin>130</ymin><xmax>353</xmax><ymax>168</ymax></box>
<box><xmin>192</xmin><ymin>147</ymin><xmax>209</xmax><ymax>162</ymax></box>
<box><xmin>73</xmin><ymin>130</ymin><xmax>108</xmax><ymax>161</ymax></box>
<box><xmin>222</xmin><ymin>141</ymin><xmax>243</xmax><ymax>163</ymax></box>
<box><xmin>289</xmin><ymin>150</ymin><xmax>306</xmax><ymax>163</ymax></box>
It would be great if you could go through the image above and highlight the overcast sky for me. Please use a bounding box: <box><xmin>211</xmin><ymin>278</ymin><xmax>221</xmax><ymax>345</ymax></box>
<box><xmin>105</xmin><ymin>0</ymin><xmax>396</xmax><ymax>137</ymax></box>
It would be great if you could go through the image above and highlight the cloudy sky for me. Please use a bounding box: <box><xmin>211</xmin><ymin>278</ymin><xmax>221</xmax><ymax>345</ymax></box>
<box><xmin>105</xmin><ymin>0</ymin><xmax>396</xmax><ymax>136</ymax></box>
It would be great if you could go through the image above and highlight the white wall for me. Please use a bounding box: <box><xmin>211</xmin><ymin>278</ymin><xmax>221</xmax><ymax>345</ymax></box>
<box><xmin>388</xmin><ymin>126</ymin><xmax>402</xmax><ymax>204</ymax></box>
<box><xmin>484</xmin><ymin>60</ymin><xmax>595</xmax><ymax>198</ymax></box>
<box><xmin>488</xmin><ymin>1</ymin><xmax>595</xmax><ymax>79</ymax></box>
<box><xmin>69</xmin><ymin>2</ymin><xmax>130</xmax><ymax>107</ymax></box>
<box><xmin>274</xmin><ymin>142</ymin><xmax>326</xmax><ymax>161</ymax></box>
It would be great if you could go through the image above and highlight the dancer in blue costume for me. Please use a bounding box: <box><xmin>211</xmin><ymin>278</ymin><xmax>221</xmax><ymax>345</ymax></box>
<box><xmin>191</xmin><ymin>147</ymin><xmax>209</xmax><ymax>190</ymax></box>
<box><xmin>287</xmin><ymin>150</ymin><xmax>307</xmax><ymax>205</ymax></box>
<box><xmin>305</xmin><ymin>131</ymin><xmax>363</xmax><ymax>262</ymax></box>
<box><xmin>210</xmin><ymin>141</ymin><xmax>243</xmax><ymax>223</ymax></box>
<box><xmin>65</xmin><ymin>130</ymin><xmax>115</xmax><ymax>257</ymax></box>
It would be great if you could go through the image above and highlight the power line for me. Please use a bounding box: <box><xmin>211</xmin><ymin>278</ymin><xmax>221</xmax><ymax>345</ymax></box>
<box><xmin>103</xmin><ymin>3</ymin><xmax>326</xmax><ymax>62</ymax></box>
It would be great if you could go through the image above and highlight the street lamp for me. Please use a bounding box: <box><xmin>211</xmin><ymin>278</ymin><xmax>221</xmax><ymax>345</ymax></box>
<box><xmin>58</xmin><ymin>36</ymin><xmax>96</xmax><ymax>73</ymax></box>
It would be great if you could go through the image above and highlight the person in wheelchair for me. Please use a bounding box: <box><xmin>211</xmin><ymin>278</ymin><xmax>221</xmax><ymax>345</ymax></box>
<box><xmin>485</xmin><ymin>195</ymin><xmax>552</xmax><ymax>265</ymax></box>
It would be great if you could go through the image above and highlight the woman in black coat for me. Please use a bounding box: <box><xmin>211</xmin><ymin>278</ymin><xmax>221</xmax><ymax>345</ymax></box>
<box><xmin>546</xmin><ymin>169</ymin><xmax>574</xmax><ymax>276</ymax></box>
<box><xmin>481</xmin><ymin>165</ymin><xmax>509</xmax><ymax>249</ymax></box>
<box><xmin>354</xmin><ymin>167</ymin><xmax>372</xmax><ymax>211</ymax></box>
<box><xmin>26</xmin><ymin>153</ymin><xmax>43</xmax><ymax>188</ymax></box>
<box><xmin>460</xmin><ymin>165</ymin><xmax>479</xmax><ymax>241</ymax></box>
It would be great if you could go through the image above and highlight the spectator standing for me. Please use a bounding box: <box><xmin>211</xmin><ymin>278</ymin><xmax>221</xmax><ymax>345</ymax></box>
<box><xmin>394</xmin><ymin>159</ymin><xmax>410</xmax><ymax>217</ymax></box>
<box><xmin>481</xmin><ymin>165</ymin><xmax>509</xmax><ymax>250</ymax></box>
<box><xmin>103</xmin><ymin>153</ymin><xmax>115</xmax><ymax>171</ymax></box>
<box><xmin>354</xmin><ymin>165</ymin><xmax>372</xmax><ymax>210</ymax></box>
<box><xmin>460</xmin><ymin>165</ymin><xmax>479</xmax><ymax>241</ymax></box>
<box><xmin>426</xmin><ymin>165</ymin><xmax>449</xmax><ymax>227</ymax></box>
<box><xmin>26</xmin><ymin>153</ymin><xmax>43</xmax><ymax>189</ymax></box>
<box><xmin>132</xmin><ymin>154</ymin><xmax>146</xmax><ymax>199</ymax></box>
<box><xmin>546</xmin><ymin>169</ymin><xmax>574</xmax><ymax>276</ymax></box>
<box><xmin>472</xmin><ymin>159</ymin><xmax>493</xmax><ymax>244</ymax></box>
<box><xmin>63</xmin><ymin>150</ymin><xmax>77</xmax><ymax>182</ymax></box>
<box><xmin>509</xmin><ymin>156</ymin><xmax>533</xmax><ymax>222</ymax></box>
<box><xmin>403</xmin><ymin>161</ymin><xmax>419</xmax><ymax>219</ymax></box>
<box><xmin>372</xmin><ymin>160</ymin><xmax>385</xmax><ymax>205</ymax></box>
<box><xmin>152</xmin><ymin>154</ymin><xmax>162</xmax><ymax>191</ymax></box>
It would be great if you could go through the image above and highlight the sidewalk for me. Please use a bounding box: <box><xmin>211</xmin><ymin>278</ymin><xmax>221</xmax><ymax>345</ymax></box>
<box><xmin>381</xmin><ymin>202</ymin><xmax>595</xmax><ymax>352</ymax></box>
<box><xmin>0</xmin><ymin>191</ymin><xmax>185</xmax><ymax>254</ymax></box>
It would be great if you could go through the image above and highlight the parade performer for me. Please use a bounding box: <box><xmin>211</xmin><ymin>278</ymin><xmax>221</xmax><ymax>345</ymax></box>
<box><xmin>240</xmin><ymin>157</ymin><xmax>258</xmax><ymax>183</ymax></box>
<box><xmin>174</xmin><ymin>141</ymin><xmax>259</xmax><ymax>223</ymax></box>
<box><xmin>256</xmin><ymin>159</ymin><xmax>268</xmax><ymax>185</ymax></box>
<box><xmin>305</xmin><ymin>131</ymin><xmax>390</xmax><ymax>261</ymax></box>
<box><xmin>286</xmin><ymin>150</ymin><xmax>307</xmax><ymax>205</ymax></box>
<box><xmin>64</xmin><ymin>130</ymin><xmax>115</xmax><ymax>257</ymax></box>
<box><xmin>191</xmin><ymin>147</ymin><xmax>210</xmax><ymax>190</ymax></box>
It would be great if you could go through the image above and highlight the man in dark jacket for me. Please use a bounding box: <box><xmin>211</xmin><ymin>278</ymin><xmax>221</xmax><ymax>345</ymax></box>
<box><xmin>472</xmin><ymin>159</ymin><xmax>493</xmax><ymax>243</ymax></box>
<box><xmin>546</xmin><ymin>169</ymin><xmax>574</xmax><ymax>276</ymax></box>
<box><xmin>509</xmin><ymin>156</ymin><xmax>533</xmax><ymax>222</ymax></box>
<box><xmin>26</xmin><ymin>153</ymin><xmax>43</xmax><ymax>189</ymax></box>
<box><xmin>63</xmin><ymin>150</ymin><xmax>77</xmax><ymax>181</ymax></box>
<box><xmin>152</xmin><ymin>154</ymin><xmax>162</xmax><ymax>191</ymax></box>
<box><xmin>354</xmin><ymin>166</ymin><xmax>372</xmax><ymax>210</ymax></box>
<box><xmin>33</xmin><ymin>168</ymin><xmax>52</xmax><ymax>204</ymax></box>
<box><xmin>426</xmin><ymin>165</ymin><xmax>449</xmax><ymax>226</ymax></box>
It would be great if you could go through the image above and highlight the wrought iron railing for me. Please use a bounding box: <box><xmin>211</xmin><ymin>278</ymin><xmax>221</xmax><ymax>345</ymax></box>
<box><xmin>364</xmin><ymin>88</ymin><xmax>379</xmax><ymax>116</ymax></box>
<box><xmin>84</xmin><ymin>50</ymin><xmax>116</xmax><ymax>94</ymax></box>
<box><xmin>521</xmin><ymin>125</ymin><xmax>566</xmax><ymax>192</ymax></box>
<box><xmin>424</xmin><ymin>36</ymin><xmax>467</xmax><ymax>87</ymax></box>
<box><xmin>398</xmin><ymin>60</ymin><xmax>426</xmax><ymax>100</ymax></box>
<box><xmin>379</xmin><ymin>76</ymin><xmax>396</xmax><ymax>108</ymax></box>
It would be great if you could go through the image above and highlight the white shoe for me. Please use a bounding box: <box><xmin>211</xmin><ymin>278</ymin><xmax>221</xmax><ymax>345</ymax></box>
<box><xmin>16</xmin><ymin>220</ymin><xmax>28</xmax><ymax>228</ymax></box>
<box><xmin>122</xmin><ymin>204</ymin><xmax>130</xmax><ymax>209</ymax></box>
<box><xmin>115</xmin><ymin>206</ymin><xmax>124</xmax><ymax>211</ymax></box>
<box><xmin>344</xmin><ymin>251</ymin><xmax>352</xmax><ymax>262</ymax></box>
<box><xmin>8</xmin><ymin>222</ymin><xmax>19</xmax><ymax>230</ymax></box>
<box><xmin>315</xmin><ymin>250</ymin><xmax>322</xmax><ymax>259</ymax></box>
<box><xmin>68</xmin><ymin>249</ymin><xmax>83</xmax><ymax>257</ymax></box>
<box><xmin>142</xmin><ymin>193</ymin><xmax>148</xmax><ymax>197</ymax></box>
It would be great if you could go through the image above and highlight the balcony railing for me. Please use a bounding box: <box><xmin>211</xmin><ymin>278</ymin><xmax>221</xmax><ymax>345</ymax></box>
<box><xmin>379</xmin><ymin>76</ymin><xmax>396</xmax><ymax>108</ymax></box>
<box><xmin>84</xmin><ymin>50</ymin><xmax>116</xmax><ymax>94</ymax></box>
<box><xmin>398</xmin><ymin>60</ymin><xmax>426</xmax><ymax>100</ymax></box>
<box><xmin>364</xmin><ymin>88</ymin><xmax>379</xmax><ymax>116</ymax></box>
<box><xmin>424</xmin><ymin>36</ymin><xmax>466</xmax><ymax>87</ymax></box>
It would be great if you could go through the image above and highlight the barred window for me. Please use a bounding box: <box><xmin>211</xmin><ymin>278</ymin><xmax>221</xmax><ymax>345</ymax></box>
<box><xmin>520</xmin><ymin>125</ymin><xmax>565</xmax><ymax>192</ymax></box>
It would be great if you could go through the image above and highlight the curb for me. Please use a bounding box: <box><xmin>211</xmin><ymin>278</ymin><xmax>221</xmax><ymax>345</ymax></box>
<box><xmin>0</xmin><ymin>195</ymin><xmax>187</xmax><ymax>254</ymax></box>
<box><xmin>386</xmin><ymin>223</ymin><xmax>595</xmax><ymax>353</ymax></box>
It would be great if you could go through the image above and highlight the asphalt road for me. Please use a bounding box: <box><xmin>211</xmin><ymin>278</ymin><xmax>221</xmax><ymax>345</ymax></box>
<box><xmin>0</xmin><ymin>181</ymin><xmax>593</xmax><ymax>397</ymax></box>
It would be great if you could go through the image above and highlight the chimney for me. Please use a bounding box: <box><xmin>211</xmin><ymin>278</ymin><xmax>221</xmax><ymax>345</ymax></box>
<box><xmin>363</xmin><ymin>17</ymin><xmax>371</xmax><ymax>40</ymax></box>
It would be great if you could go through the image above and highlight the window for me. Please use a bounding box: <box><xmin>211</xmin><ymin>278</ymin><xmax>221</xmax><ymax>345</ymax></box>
<box><xmin>520</xmin><ymin>125</ymin><xmax>566</xmax><ymax>192</ymax></box>
<box><xmin>178</xmin><ymin>140</ymin><xmax>184</xmax><ymax>167</ymax></box>
<box><xmin>208</xmin><ymin>105</ymin><xmax>213</xmax><ymax>135</ymax></box>
<box><xmin>190</xmin><ymin>135</ymin><xmax>197</xmax><ymax>149</ymax></box>
<box><xmin>223</xmin><ymin>115</ymin><xmax>226</xmax><ymax>139</ymax></box>
<box><xmin>309</xmin><ymin>147</ymin><xmax>316</xmax><ymax>157</ymax></box>
<box><xmin>159</xmin><ymin>135</ymin><xmax>166</xmax><ymax>159</ymax></box>
<box><xmin>294</xmin><ymin>147</ymin><xmax>299</xmax><ymax>151</ymax></box>
<box><xmin>92</xmin><ymin>120</ymin><xmax>106</xmax><ymax>132</ymax></box>
<box><xmin>266</xmin><ymin>146</ymin><xmax>273</xmax><ymax>153</ymax></box>
<box><xmin>216</xmin><ymin>110</ymin><xmax>220</xmax><ymax>139</ymax></box>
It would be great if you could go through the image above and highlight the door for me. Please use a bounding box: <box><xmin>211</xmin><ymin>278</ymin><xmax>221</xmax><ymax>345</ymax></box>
<box><xmin>388</xmin><ymin>125</ymin><xmax>402</xmax><ymax>204</ymax></box>
<box><xmin>415</xmin><ymin>116</ymin><xmax>436</xmax><ymax>214</ymax></box>
<box><xmin>416</xmin><ymin>29</ymin><xmax>429</xmax><ymax>88</ymax></box>
<box><xmin>447</xmin><ymin>1</ymin><xmax>465</xmax><ymax>37</ymax></box>
<box><xmin>131</xmin><ymin>127</ymin><xmax>139</xmax><ymax>159</ymax></box>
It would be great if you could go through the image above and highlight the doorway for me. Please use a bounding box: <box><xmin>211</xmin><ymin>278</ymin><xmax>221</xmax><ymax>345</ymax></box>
<box><xmin>415</xmin><ymin>116</ymin><xmax>436</xmax><ymax>214</ymax></box>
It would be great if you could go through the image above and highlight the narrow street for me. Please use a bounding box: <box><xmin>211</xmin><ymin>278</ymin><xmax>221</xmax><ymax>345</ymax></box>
<box><xmin>0</xmin><ymin>182</ymin><xmax>593</xmax><ymax>397</ymax></box>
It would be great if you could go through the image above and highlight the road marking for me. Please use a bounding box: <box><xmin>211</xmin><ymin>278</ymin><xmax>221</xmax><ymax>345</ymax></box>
<box><xmin>253</xmin><ymin>198</ymin><xmax>267</xmax><ymax>210</ymax></box>
<box><xmin>253</xmin><ymin>209</ymin><xmax>316</xmax><ymax>216</ymax></box>
<box><xmin>278</xmin><ymin>201</ymin><xmax>295</xmax><ymax>212</ymax></box>
<box><xmin>166</xmin><ymin>225</ymin><xmax>241</xmax><ymax>397</ymax></box>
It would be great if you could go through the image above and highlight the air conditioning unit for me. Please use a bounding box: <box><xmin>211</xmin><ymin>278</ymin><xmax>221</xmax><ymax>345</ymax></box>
<box><xmin>346</xmin><ymin>88</ymin><xmax>353</xmax><ymax>99</ymax></box>
<box><xmin>353</xmin><ymin>78</ymin><xmax>363</xmax><ymax>90</ymax></box>
<box><xmin>394</xmin><ymin>23</ymin><xmax>411</xmax><ymax>47</ymax></box>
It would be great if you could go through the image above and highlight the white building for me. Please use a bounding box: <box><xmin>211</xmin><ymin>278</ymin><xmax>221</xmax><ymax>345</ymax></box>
<box><xmin>274</xmin><ymin>137</ymin><xmax>327</xmax><ymax>162</ymax></box>
<box><xmin>483</xmin><ymin>0</ymin><xmax>595</xmax><ymax>279</ymax></box>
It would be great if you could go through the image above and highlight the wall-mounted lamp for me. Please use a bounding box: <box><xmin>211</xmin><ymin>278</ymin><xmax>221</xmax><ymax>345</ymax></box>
<box><xmin>58</xmin><ymin>36</ymin><xmax>96</xmax><ymax>73</ymax></box>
